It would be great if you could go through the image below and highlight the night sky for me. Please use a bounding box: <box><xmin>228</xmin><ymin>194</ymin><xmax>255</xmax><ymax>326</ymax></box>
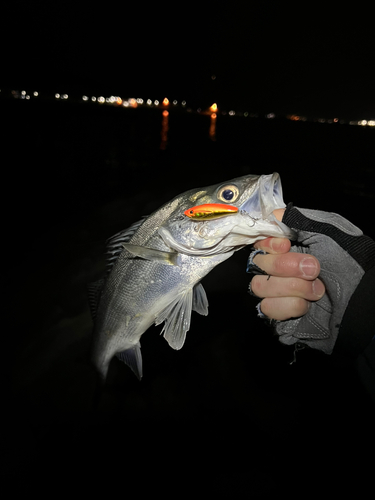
<box><xmin>4</xmin><ymin>3</ymin><xmax>374</xmax><ymax>119</ymax></box>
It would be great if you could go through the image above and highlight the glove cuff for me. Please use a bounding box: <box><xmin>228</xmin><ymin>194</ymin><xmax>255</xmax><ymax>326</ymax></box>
<box><xmin>283</xmin><ymin>203</ymin><xmax>375</xmax><ymax>272</ymax></box>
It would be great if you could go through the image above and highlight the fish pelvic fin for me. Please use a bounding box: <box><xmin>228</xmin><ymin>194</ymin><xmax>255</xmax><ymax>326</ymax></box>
<box><xmin>155</xmin><ymin>288</ymin><xmax>194</xmax><ymax>350</ymax></box>
<box><xmin>122</xmin><ymin>243</ymin><xmax>180</xmax><ymax>266</ymax></box>
<box><xmin>116</xmin><ymin>343</ymin><xmax>143</xmax><ymax>380</ymax></box>
<box><xmin>192</xmin><ymin>282</ymin><xmax>209</xmax><ymax>316</ymax></box>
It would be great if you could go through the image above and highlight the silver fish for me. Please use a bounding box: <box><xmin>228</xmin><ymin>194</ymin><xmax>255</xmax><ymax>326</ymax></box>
<box><xmin>89</xmin><ymin>172</ymin><xmax>295</xmax><ymax>380</ymax></box>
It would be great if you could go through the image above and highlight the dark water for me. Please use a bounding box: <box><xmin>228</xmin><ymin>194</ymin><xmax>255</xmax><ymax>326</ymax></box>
<box><xmin>5</xmin><ymin>99</ymin><xmax>374</xmax><ymax>491</ymax></box>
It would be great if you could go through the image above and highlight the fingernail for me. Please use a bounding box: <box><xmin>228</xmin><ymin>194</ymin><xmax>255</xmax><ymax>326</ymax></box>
<box><xmin>300</xmin><ymin>257</ymin><xmax>318</xmax><ymax>277</ymax></box>
<box><xmin>312</xmin><ymin>279</ymin><xmax>325</xmax><ymax>298</ymax></box>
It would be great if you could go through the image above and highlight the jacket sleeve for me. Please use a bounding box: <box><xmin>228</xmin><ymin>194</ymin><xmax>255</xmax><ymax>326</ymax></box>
<box><xmin>334</xmin><ymin>265</ymin><xmax>375</xmax><ymax>401</ymax></box>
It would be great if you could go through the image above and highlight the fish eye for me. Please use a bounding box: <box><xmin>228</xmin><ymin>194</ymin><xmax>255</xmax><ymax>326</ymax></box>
<box><xmin>217</xmin><ymin>184</ymin><xmax>239</xmax><ymax>203</ymax></box>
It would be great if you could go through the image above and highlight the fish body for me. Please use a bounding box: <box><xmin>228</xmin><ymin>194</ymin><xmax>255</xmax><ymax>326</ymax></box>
<box><xmin>89</xmin><ymin>172</ymin><xmax>295</xmax><ymax>381</ymax></box>
<box><xmin>184</xmin><ymin>203</ymin><xmax>238</xmax><ymax>220</ymax></box>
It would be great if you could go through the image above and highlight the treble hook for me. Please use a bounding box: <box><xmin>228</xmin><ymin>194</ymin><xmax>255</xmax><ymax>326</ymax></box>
<box><xmin>240</xmin><ymin>210</ymin><xmax>257</xmax><ymax>227</ymax></box>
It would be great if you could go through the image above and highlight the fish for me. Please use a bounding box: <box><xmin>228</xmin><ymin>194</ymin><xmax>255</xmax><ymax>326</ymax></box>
<box><xmin>89</xmin><ymin>172</ymin><xmax>295</xmax><ymax>381</ymax></box>
<box><xmin>184</xmin><ymin>203</ymin><xmax>238</xmax><ymax>220</ymax></box>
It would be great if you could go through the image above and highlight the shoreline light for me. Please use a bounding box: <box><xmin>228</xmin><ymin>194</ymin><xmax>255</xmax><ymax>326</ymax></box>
<box><xmin>6</xmin><ymin>89</ymin><xmax>374</xmax><ymax>126</ymax></box>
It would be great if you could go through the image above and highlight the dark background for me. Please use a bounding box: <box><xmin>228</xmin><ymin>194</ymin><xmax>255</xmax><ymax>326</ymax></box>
<box><xmin>3</xmin><ymin>2</ymin><xmax>375</xmax><ymax>495</ymax></box>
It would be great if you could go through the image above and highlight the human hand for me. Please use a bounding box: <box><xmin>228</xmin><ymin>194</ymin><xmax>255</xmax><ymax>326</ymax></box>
<box><xmin>250</xmin><ymin>204</ymin><xmax>375</xmax><ymax>355</ymax></box>
<box><xmin>249</xmin><ymin>209</ymin><xmax>325</xmax><ymax>321</ymax></box>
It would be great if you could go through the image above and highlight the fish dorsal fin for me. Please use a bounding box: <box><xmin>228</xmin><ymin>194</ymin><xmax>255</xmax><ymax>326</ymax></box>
<box><xmin>105</xmin><ymin>217</ymin><xmax>148</xmax><ymax>274</ymax></box>
<box><xmin>116</xmin><ymin>343</ymin><xmax>143</xmax><ymax>380</ymax></box>
<box><xmin>87</xmin><ymin>278</ymin><xmax>105</xmax><ymax>319</ymax></box>
<box><xmin>155</xmin><ymin>288</ymin><xmax>193</xmax><ymax>350</ymax></box>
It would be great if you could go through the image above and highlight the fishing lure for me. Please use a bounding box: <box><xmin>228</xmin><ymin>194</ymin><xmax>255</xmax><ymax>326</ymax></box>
<box><xmin>184</xmin><ymin>203</ymin><xmax>239</xmax><ymax>220</ymax></box>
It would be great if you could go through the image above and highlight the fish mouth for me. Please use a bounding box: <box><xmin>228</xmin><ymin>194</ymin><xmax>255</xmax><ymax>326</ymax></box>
<box><xmin>239</xmin><ymin>172</ymin><xmax>286</xmax><ymax>219</ymax></box>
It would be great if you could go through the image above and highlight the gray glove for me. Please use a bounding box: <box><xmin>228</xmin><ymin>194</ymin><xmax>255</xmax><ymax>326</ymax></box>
<box><xmin>253</xmin><ymin>204</ymin><xmax>375</xmax><ymax>355</ymax></box>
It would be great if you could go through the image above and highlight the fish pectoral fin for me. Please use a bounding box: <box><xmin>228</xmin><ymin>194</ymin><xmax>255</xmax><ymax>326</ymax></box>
<box><xmin>116</xmin><ymin>343</ymin><xmax>143</xmax><ymax>380</ymax></box>
<box><xmin>155</xmin><ymin>289</ymin><xmax>193</xmax><ymax>350</ymax></box>
<box><xmin>122</xmin><ymin>243</ymin><xmax>179</xmax><ymax>266</ymax></box>
<box><xmin>192</xmin><ymin>282</ymin><xmax>209</xmax><ymax>316</ymax></box>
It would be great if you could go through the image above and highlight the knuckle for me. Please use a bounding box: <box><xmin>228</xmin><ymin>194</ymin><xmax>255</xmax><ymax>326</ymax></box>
<box><xmin>288</xmin><ymin>277</ymin><xmax>301</xmax><ymax>292</ymax></box>
<box><xmin>260</xmin><ymin>297</ymin><xmax>272</xmax><ymax>316</ymax></box>
<box><xmin>273</xmin><ymin>254</ymin><xmax>297</xmax><ymax>275</ymax></box>
<box><xmin>290</xmin><ymin>297</ymin><xmax>309</xmax><ymax>316</ymax></box>
<box><xmin>251</xmin><ymin>276</ymin><xmax>262</xmax><ymax>296</ymax></box>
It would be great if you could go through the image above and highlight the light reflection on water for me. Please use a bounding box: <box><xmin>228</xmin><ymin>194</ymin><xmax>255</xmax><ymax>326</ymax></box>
<box><xmin>209</xmin><ymin>112</ymin><xmax>217</xmax><ymax>141</ymax></box>
<box><xmin>160</xmin><ymin>110</ymin><xmax>169</xmax><ymax>150</ymax></box>
<box><xmin>160</xmin><ymin>106</ymin><xmax>217</xmax><ymax>149</ymax></box>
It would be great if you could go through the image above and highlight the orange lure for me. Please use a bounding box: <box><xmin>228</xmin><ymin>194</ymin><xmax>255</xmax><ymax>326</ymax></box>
<box><xmin>184</xmin><ymin>203</ymin><xmax>239</xmax><ymax>220</ymax></box>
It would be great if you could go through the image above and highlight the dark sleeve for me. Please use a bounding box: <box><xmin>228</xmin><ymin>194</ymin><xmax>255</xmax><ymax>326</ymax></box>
<box><xmin>334</xmin><ymin>265</ymin><xmax>375</xmax><ymax>401</ymax></box>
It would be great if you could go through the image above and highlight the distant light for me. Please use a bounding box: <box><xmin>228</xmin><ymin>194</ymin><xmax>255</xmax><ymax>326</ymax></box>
<box><xmin>266</xmin><ymin>113</ymin><xmax>275</xmax><ymax>119</ymax></box>
<box><xmin>360</xmin><ymin>120</ymin><xmax>367</xmax><ymax>126</ymax></box>
<box><xmin>136</xmin><ymin>98</ymin><xmax>143</xmax><ymax>104</ymax></box>
<box><xmin>129</xmin><ymin>98</ymin><xmax>137</xmax><ymax>108</ymax></box>
<box><xmin>229</xmin><ymin>110</ymin><xmax>235</xmax><ymax>116</ymax></box>
<box><xmin>147</xmin><ymin>99</ymin><xmax>152</xmax><ymax>105</ymax></box>
<box><xmin>181</xmin><ymin>100</ymin><xmax>186</xmax><ymax>106</ymax></box>
<box><xmin>368</xmin><ymin>120</ymin><xmax>375</xmax><ymax>127</ymax></box>
<box><xmin>117</xmin><ymin>97</ymin><xmax>123</xmax><ymax>105</ymax></box>
<box><xmin>62</xmin><ymin>94</ymin><xmax>68</xmax><ymax>99</ymax></box>
<box><xmin>98</xmin><ymin>96</ymin><xmax>105</xmax><ymax>103</ymax></box>
<box><xmin>211</xmin><ymin>74</ymin><xmax>216</xmax><ymax>80</ymax></box>
<box><xmin>82</xmin><ymin>95</ymin><xmax>89</xmax><ymax>101</ymax></box>
<box><xmin>55</xmin><ymin>93</ymin><xmax>60</xmax><ymax>99</ymax></box>
<box><xmin>154</xmin><ymin>100</ymin><xmax>159</xmax><ymax>106</ymax></box>
<box><xmin>173</xmin><ymin>100</ymin><xmax>178</xmax><ymax>105</ymax></box>
<box><xmin>33</xmin><ymin>91</ymin><xmax>38</xmax><ymax>97</ymax></box>
<box><xmin>123</xmin><ymin>101</ymin><xmax>129</xmax><ymax>107</ymax></box>
<box><xmin>91</xmin><ymin>96</ymin><xmax>97</xmax><ymax>102</ymax></box>
<box><xmin>162</xmin><ymin>110</ymin><xmax>169</xmax><ymax>117</ymax></box>
<box><xmin>333</xmin><ymin>118</ymin><xmax>339</xmax><ymax>123</ymax></box>
<box><xmin>106</xmin><ymin>97</ymin><xmax>110</xmax><ymax>103</ymax></box>
<box><xmin>210</xmin><ymin>103</ymin><xmax>218</xmax><ymax>112</ymax></box>
<box><xmin>197</xmin><ymin>108</ymin><xmax>201</xmax><ymax>113</ymax></box>
<box><xmin>163</xmin><ymin>98</ymin><xmax>169</xmax><ymax>106</ymax></box>
<box><xmin>211</xmin><ymin>113</ymin><xmax>217</xmax><ymax>119</ymax></box>
<box><xmin>21</xmin><ymin>90</ymin><xmax>26</xmax><ymax>96</ymax></box>
<box><xmin>25</xmin><ymin>95</ymin><xmax>30</xmax><ymax>100</ymax></box>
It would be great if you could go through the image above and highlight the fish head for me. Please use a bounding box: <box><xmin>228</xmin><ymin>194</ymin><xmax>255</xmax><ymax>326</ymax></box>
<box><xmin>159</xmin><ymin>172</ymin><xmax>296</xmax><ymax>255</ymax></box>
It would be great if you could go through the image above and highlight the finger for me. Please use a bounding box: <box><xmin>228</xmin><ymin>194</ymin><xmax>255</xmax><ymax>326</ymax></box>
<box><xmin>259</xmin><ymin>296</ymin><xmax>310</xmax><ymax>321</ymax></box>
<box><xmin>254</xmin><ymin>237</ymin><xmax>291</xmax><ymax>255</ymax></box>
<box><xmin>253</xmin><ymin>252</ymin><xmax>320</xmax><ymax>280</ymax></box>
<box><xmin>251</xmin><ymin>275</ymin><xmax>325</xmax><ymax>300</ymax></box>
